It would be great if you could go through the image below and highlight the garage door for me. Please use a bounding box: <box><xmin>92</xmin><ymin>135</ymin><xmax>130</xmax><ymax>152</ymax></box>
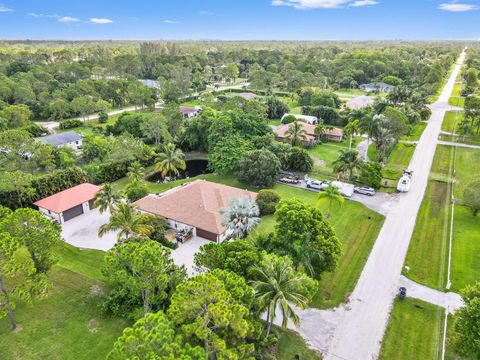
<box><xmin>196</xmin><ymin>228</ymin><xmax>218</xmax><ymax>242</ymax></box>
<box><xmin>62</xmin><ymin>204</ymin><xmax>84</xmax><ymax>222</ymax></box>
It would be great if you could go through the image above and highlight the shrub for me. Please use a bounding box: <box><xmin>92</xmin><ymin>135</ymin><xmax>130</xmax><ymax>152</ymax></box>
<box><xmin>281</xmin><ymin>114</ymin><xmax>297</xmax><ymax>124</ymax></box>
<box><xmin>236</xmin><ymin>149</ymin><xmax>281</xmax><ymax>188</ymax></box>
<box><xmin>256</xmin><ymin>189</ymin><xmax>280</xmax><ymax>216</ymax></box>
<box><xmin>23</xmin><ymin>123</ymin><xmax>47</xmax><ymax>137</ymax></box>
<box><xmin>124</xmin><ymin>180</ymin><xmax>148</xmax><ymax>202</ymax></box>
<box><xmin>59</xmin><ymin>119</ymin><xmax>83</xmax><ymax>129</ymax></box>
<box><xmin>98</xmin><ymin>111</ymin><xmax>108</xmax><ymax>124</ymax></box>
<box><xmin>287</xmin><ymin>147</ymin><xmax>313</xmax><ymax>172</ymax></box>
<box><xmin>419</xmin><ymin>107</ymin><xmax>432</xmax><ymax>121</ymax></box>
<box><xmin>358</xmin><ymin>162</ymin><xmax>383</xmax><ymax>189</ymax></box>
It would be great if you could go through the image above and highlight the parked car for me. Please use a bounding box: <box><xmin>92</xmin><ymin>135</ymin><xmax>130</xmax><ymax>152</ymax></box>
<box><xmin>398</xmin><ymin>287</ymin><xmax>407</xmax><ymax>299</ymax></box>
<box><xmin>354</xmin><ymin>186</ymin><xmax>376</xmax><ymax>196</ymax></box>
<box><xmin>306</xmin><ymin>179</ymin><xmax>330</xmax><ymax>190</ymax></box>
<box><xmin>279</xmin><ymin>176</ymin><xmax>300</xmax><ymax>184</ymax></box>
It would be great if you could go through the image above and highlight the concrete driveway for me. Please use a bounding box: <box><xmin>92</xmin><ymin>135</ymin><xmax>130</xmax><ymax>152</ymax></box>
<box><xmin>171</xmin><ymin>236</ymin><xmax>211</xmax><ymax>276</ymax></box>
<box><xmin>61</xmin><ymin>208</ymin><xmax>118</xmax><ymax>251</ymax></box>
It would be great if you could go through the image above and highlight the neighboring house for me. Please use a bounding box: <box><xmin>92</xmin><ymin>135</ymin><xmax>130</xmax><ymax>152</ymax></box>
<box><xmin>346</xmin><ymin>95</ymin><xmax>375</xmax><ymax>110</ymax></box>
<box><xmin>139</xmin><ymin>79</ymin><xmax>161</xmax><ymax>89</ymax></box>
<box><xmin>35</xmin><ymin>131</ymin><xmax>83</xmax><ymax>151</ymax></box>
<box><xmin>34</xmin><ymin>183</ymin><xmax>101</xmax><ymax>224</ymax></box>
<box><xmin>281</xmin><ymin>113</ymin><xmax>318</xmax><ymax>125</ymax></box>
<box><xmin>228</xmin><ymin>92</ymin><xmax>258</xmax><ymax>100</ymax></box>
<box><xmin>179</xmin><ymin>106</ymin><xmax>201</xmax><ymax>118</ymax></box>
<box><xmin>275</xmin><ymin>122</ymin><xmax>344</xmax><ymax>145</ymax></box>
<box><xmin>133</xmin><ymin>180</ymin><xmax>257</xmax><ymax>243</ymax></box>
<box><xmin>359</xmin><ymin>82</ymin><xmax>394</xmax><ymax>93</ymax></box>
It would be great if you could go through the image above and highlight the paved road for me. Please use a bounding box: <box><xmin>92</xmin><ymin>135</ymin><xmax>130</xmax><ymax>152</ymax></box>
<box><xmin>398</xmin><ymin>276</ymin><xmax>463</xmax><ymax>313</ymax></box>
<box><xmin>36</xmin><ymin>103</ymin><xmax>163</xmax><ymax>133</ymax></box>
<box><xmin>319</xmin><ymin>50</ymin><xmax>466</xmax><ymax>360</ymax></box>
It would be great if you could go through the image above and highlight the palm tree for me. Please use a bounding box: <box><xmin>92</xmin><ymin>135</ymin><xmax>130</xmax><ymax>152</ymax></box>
<box><xmin>314</xmin><ymin>122</ymin><xmax>326</xmax><ymax>141</ymax></box>
<box><xmin>154</xmin><ymin>143</ymin><xmax>186</xmax><ymax>178</ymax></box>
<box><xmin>250</xmin><ymin>254</ymin><xmax>314</xmax><ymax>337</ymax></box>
<box><xmin>359</xmin><ymin>114</ymin><xmax>380</xmax><ymax>145</ymax></box>
<box><xmin>220</xmin><ymin>196</ymin><xmax>260</xmax><ymax>239</ymax></box>
<box><xmin>457</xmin><ymin>120</ymin><xmax>473</xmax><ymax>142</ymax></box>
<box><xmin>317</xmin><ymin>184</ymin><xmax>344</xmax><ymax>218</ymax></box>
<box><xmin>282</xmin><ymin>233</ymin><xmax>325</xmax><ymax>278</ymax></box>
<box><xmin>333</xmin><ymin>149</ymin><xmax>364</xmax><ymax>181</ymax></box>
<box><xmin>93</xmin><ymin>183</ymin><xmax>121</xmax><ymax>214</ymax></box>
<box><xmin>285</xmin><ymin>121</ymin><xmax>307</xmax><ymax>147</ymax></box>
<box><xmin>344</xmin><ymin>119</ymin><xmax>360</xmax><ymax>150</ymax></box>
<box><xmin>99</xmin><ymin>203</ymin><xmax>153</xmax><ymax>241</ymax></box>
<box><xmin>127</xmin><ymin>161</ymin><xmax>145</xmax><ymax>182</ymax></box>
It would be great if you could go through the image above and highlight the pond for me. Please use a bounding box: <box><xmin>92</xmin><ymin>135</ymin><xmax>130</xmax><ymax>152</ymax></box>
<box><xmin>146</xmin><ymin>159</ymin><xmax>211</xmax><ymax>183</ymax></box>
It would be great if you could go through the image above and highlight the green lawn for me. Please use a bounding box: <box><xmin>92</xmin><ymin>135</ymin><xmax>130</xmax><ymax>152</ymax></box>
<box><xmin>383</xmin><ymin>142</ymin><xmax>416</xmax><ymax>180</ymax></box>
<box><xmin>442</xmin><ymin>111</ymin><xmax>464</xmax><ymax>134</ymax></box>
<box><xmin>404</xmin><ymin>145</ymin><xmax>480</xmax><ymax>290</ymax></box>
<box><xmin>307</xmin><ymin>141</ymin><xmax>349</xmax><ymax>177</ymax></box>
<box><xmin>276</xmin><ymin>328</ymin><xmax>322</xmax><ymax>360</ymax></box>
<box><xmin>403</xmin><ymin>180</ymin><xmax>451</xmax><ymax>289</ymax></box>
<box><xmin>380</xmin><ymin>298</ymin><xmax>445</xmax><ymax>360</ymax></box>
<box><xmin>114</xmin><ymin>173</ymin><xmax>384</xmax><ymax>309</ymax></box>
<box><xmin>451</xmin><ymin>83</ymin><xmax>462</xmax><ymax>97</ymax></box>
<box><xmin>449</xmin><ymin>97</ymin><xmax>465</xmax><ymax>107</ymax></box>
<box><xmin>402</xmin><ymin>122</ymin><xmax>427</xmax><ymax>141</ymax></box>
<box><xmin>0</xmin><ymin>243</ymin><xmax>128</xmax><ymax>360</ymax></box>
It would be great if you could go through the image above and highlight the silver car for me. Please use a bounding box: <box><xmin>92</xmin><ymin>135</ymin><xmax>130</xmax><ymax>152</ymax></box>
<box><xmin>354</xmin><ymin>186</ymin><xmax>376</xmax><ymax>196</ymax></box>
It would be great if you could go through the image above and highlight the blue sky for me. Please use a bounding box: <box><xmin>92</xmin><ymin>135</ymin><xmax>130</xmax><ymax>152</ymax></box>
<box><xmin>1</xmin><ymin>0</ymin><xmax>479</xmax><ymax>40</ymax></box>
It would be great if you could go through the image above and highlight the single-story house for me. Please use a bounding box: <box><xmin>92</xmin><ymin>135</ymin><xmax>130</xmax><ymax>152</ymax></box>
<box><xmin>281</xmin><ymin>113</ymin><xmax>318</xmax><ymax>125</ymax></box>
<box><xmin>132</xmin><ymin>180</ymin><xmax>257</xmax><ymax>243</ymax></box>
<box><xmin>35</xmin><ymin>131</ymin><xmax>83</xmax><ymax>151</ymax></box>
<box><xmin>179</xmin><ymin>106</ymin><xmax>201</xmax><ymax>118</ymax></box>
<box><xmin>228</xmin><ymin>92</ymin><xmax>258</xmax><ymax>100</ymax></box>
<box><xmin>359</xmin><ymin>82</ymin><xmax>394</xmax><ymax>93</ymax></box>
<box><xmin>346</xmin><ymin>95</ymin><xmax>374</xmax><ymax>110</ymax></box>
<box><xmin>138</xmin><ymin>79</ymin><xmax>161</xmax><ymax>89</ymax></box>
<box><xmin>34</xmin><ymin>183</ymin><xmax>101</xmax><ymax>223</ymax></box>
<box><xmin>275</xmin><ymin>122</ymin><xmax>344</xmax><ymax>145</ymax></box>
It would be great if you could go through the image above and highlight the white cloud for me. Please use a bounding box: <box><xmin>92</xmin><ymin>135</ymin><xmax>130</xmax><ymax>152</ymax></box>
<box><xmin>349</xmin><ymin>0</ymin><xmax>378</xmax><ymax>7</ymax></box>
<box><xmin>271</xmin><ymin>0</ymin><xmax>379</xmax><ymax>8</ymax></box>
<box><xmin>438</xmin><ymin>3</ymin><xmax>478</xmax><ymax>11</ymax></box>
<box><xmin>199</xmin><ymin>10</ymin><xmax>213</xmax><ymax>15</ymax></box>
<box><xmin>90</xmin><ymin>17</ymin><xmax>113</xmax><ymax>24</ymax></box>
<box><xmin>163</xmin><ymin>19</ymin><xmax>180</xmax><ymax>24</ymax></box>
<box><xmin>0</xmin><ymin>5</ymin><xmax>13</xmax><ymax>12</ymax></box>
<box><xmin>58</xmin><ymin>16</ymin><xmax>80</xmax><ymax>23</ymax></box>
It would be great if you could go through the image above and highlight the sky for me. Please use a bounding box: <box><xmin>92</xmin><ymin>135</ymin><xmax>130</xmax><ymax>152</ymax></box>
<box><xmin>1</xmin><ymin>0</ymin><xmax>480</xmax><ymax>40</ymax></box>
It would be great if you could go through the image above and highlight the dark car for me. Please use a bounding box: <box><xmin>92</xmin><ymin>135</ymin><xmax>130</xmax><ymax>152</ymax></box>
<box><xmin>398</xmin><ymin>287</ymin><xmax>407</xmax><ymax>299</ymax></box>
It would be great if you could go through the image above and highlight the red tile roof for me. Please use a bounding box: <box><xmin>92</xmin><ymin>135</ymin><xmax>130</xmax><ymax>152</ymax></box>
<box><xmin>33</xmin><ymin>183</ymin><xmax>101</xmax><ymax>213</ymax></box>
<box><xmin>275</xmin><ymin>122</ymin><xmax>344</xmax><ymax>140</ymax></box>
<box><xmin>132</xmin><ymin>180</ymin><xmax>257</xmax><ymax>235</ymax></box>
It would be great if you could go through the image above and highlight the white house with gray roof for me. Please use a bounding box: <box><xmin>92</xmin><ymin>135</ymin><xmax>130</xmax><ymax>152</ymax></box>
<box><xmin>35</xmin><ymin>131</ymin><xmax>83</xmax><ymax>152</ymax></box>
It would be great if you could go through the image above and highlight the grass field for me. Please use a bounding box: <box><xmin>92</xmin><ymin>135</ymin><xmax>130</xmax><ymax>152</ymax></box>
<box><xmin>401</xmin><ymin>122</ymin><xmax>427</xmax><ymax>141</ymax></box>
<box><xmin>382</xmin><ymin>142</ymin><xmax>416</xmax><ymax>180</ymax></box>
<box><xmin>380</xmin><ymin>298</ymin><xmax>445</xmax><ymax>360</ymax></box>
<box><xmin>0</xmin><ymin>243</ymin><xmax>128</xmax><ymax>360</ymax></box>
<box><xmin>404</xmin><ymin>144</ymin><xmax>480</xmax><ymax>290</ymax></box>
<box><xmin>442</xmin><ymin>111</ymin><xmax>464</xmax><ymax>134</ymax></box>
<box><xmin>451</xmin><ymin>83</ymin><xmax>462</xmax><ymax>97</ymax></box>
<box><xmin>114</xmin><ymin>173</ymin><xmax>384</xmax><ymax>309</ymax></box>
<box><xmin>276</xmin><ymin>328</ymin><xmax>322</xmax><ymax>360</ymax></box>
<box><xmin>449</xmin><ymin>97</ymin><xmax>465</xmax><ymax>107</ymax></box>
<box><xmin>307</xmin><ymin>141</ymin><xmax>350</xmax><ymax>176</ymax></box>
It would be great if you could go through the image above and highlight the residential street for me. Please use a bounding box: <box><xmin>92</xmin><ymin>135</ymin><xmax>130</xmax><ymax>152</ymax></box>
<box><xmin>323</xmin><ymin>50</ymin><xmax>466</xmax><ymax>360</ymax></box>
<box><xmin>280</xmin><ymin>51</ymin><xmax>466</xmax><ymax>360</ymax></box>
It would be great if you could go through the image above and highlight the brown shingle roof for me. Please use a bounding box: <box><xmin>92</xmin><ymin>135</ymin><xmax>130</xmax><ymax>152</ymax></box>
<box><xmin>132</xmin><ymin>180</ymin><xmax>257</xmax><ymax>235</ymax></box>
<box><xmin>33</xmin><ymin>183</ymin><xmax>101</xmax><ymax>213</ymax></box>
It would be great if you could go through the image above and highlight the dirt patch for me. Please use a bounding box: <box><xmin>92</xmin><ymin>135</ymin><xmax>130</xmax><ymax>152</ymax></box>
<box><xmin>87</xmin><ymin>319</ymin><xmax>101</xmax><ymax>333</ymax></box>
<box><xmin>314</xmin><ymin>159</ymin><xmax>326</xmax><ymax>168</ymax></box>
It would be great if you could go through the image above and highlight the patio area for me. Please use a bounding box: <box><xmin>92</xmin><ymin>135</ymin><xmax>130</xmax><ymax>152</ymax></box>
<box><xmin>170</xmin><ymin>236</ymin><xmax>211</xmax><ymax>276</ymax></box>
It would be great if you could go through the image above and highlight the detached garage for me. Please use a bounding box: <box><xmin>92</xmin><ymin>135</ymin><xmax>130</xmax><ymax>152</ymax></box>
<box><xmin>34</xmin><ymin>183</ymin><xmax>101</xmax><ymax>224</ymax></box>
